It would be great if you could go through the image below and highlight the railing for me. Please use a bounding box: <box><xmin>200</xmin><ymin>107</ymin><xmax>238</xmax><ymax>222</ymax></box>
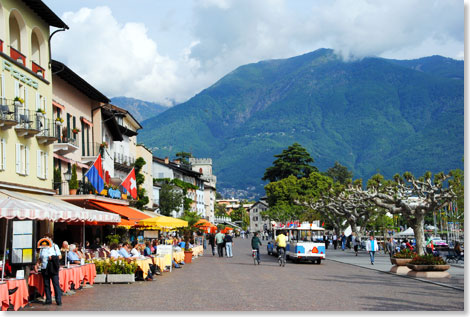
<box><xmin>82</xmin><ymin>142</ymin><xmax>105</xmax><ymax>158</ymax></box>
<box><xmin>0</xmin><ymin>101</ymin><xmax>16</xmax><ymax>122</ymax></box>
<box><xmin>32</xmin><ymin>61</ymin><xmax>45</xmax><ymax>78</ymax></box>
<box><xmin>114</xmin><ymin>152</ymin><xmax>135</xmax><ymax>166</ymax></box>
<box><xmin>35</xmin><ymin>117</ymin><xmax>58</xmax><ymax>138</ymax></box>
<box><xmin>57</xmin><ymin>134</ymin><xmax>79</xmax><ymax>147</ymax></box>
<box><xmin>10</xmin><ymin>46</ymin><xmax>26</xmax><ymax>66</ymax></box>
<box><xmin>14</xmin><ymin>109</ymin><xmax>40</xmax><ymax>130</ymax></box>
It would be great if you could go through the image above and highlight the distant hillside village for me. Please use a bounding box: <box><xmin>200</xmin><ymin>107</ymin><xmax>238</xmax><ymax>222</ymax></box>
<box><xmin>0</xmin><ymin>0</ymin><xmax>224</xmax><ymax>227</ymax></box>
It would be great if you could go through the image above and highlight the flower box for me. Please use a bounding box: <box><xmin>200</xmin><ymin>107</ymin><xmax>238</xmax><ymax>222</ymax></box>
<box><xmin>184</xmin><ymin>251</ymin><xmax>193</xmax><ymax>263</ymax></box>
<box><xmin>406</xmin><ymin>264</ymin><xmax>450</xmax><ymax>272</ymax></box>
<box><xmin>106</xmin><ymin>274</ymin><xmax>135</xmax><ymax>284</ymax></box>
<box><xmin>14</xmin><ymin>101</ymin><xmax>22</xmax><ymax>107</ymax></box>
<box><xmin>94</xmin><ymin>274</ymin><xmax>106</xmax><ymax>284</ymax></box>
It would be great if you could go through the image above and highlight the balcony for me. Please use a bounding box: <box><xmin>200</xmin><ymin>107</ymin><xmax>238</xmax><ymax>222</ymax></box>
<box><xmin>36</xmin><ymin>118</ymin><xmax>58</xmax><ymax>145</ymax></box>
<box><xmin>81</xmin><ymin>142</ymin><xmax>103</xmax><ymax>164</ymax></box>
<box><xmin>10</xmin><ymin>46</ymin><xmax>25</xmax><ymax>67</ymax></box>
<box><xmin>14</xmin><ymin>109</ymin><xmax>41</xmax><ymax>138</ymax></box>
<box><xmin>32</xmin><ymin>61</ymin><xmax>45</xmax><ymax>79</ymax></box>
<box><xmin>0</xmin><ymin>101</ymin><xmax>17</xmax><ymax>130</ymax></box>
<box><xmin>53</xmin><ymin>134</ymin><xmax>79</xmax><ymax>155</ymax></box>
<box><xmin>114</xmin><ymin>152</ymin><xmax>135</xmax><ymax>172</ymax></box>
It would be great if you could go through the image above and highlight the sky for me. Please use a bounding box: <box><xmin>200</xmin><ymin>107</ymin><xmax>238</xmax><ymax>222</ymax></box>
<box><xmin>43</xmin><ymin>0</ymin><xmax>464</xmax><ymax>106</ymax></box>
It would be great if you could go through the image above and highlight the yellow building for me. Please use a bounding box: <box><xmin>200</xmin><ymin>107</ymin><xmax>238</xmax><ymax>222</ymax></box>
<box><xmin>136</xmin><ymin>144</ymin><xmax>154</xmax><ymax>210</ymax></box>
<box><xmin>0</xmin><ymin>0</ymin><xmax>68</xmax><ymax>194</ymax></box>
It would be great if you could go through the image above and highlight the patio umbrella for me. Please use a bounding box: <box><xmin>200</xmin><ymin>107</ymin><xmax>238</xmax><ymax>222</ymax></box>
<box><xmin>137</xmin><ymin>215</ymin><xmax>188</xmax><ymax>229</ymax></box>
<box><xmin>194</xmin><ymin>219</ymin><xmax>210</xmax><ymax>227</ymax></box>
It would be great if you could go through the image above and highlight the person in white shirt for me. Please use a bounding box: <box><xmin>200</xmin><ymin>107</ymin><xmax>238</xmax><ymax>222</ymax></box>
<box><xmin>109</xmin><ymin>243</ymin><xmax>120</xmax><ymax>259</ymax></box>
<box><xmin>130</xmin><ymin>241</ymin><xmax>141</xmax><ymax>257</ymax></box>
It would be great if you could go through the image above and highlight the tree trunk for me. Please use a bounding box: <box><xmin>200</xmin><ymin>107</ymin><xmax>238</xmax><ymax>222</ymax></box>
<box><xmin>412</xmin><ymin>213</ymin><xmax>426</xmax><ymax>255</ymax></box>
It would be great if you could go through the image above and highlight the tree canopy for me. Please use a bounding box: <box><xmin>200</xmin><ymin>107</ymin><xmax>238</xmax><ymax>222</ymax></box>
<box><xmin>262</xmin><ymin>143</ymin><xmax>318</xmax><ymax>182</ymax></box>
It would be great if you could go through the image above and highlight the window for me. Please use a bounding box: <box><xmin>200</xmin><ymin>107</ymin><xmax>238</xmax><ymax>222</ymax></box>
<box><xmin>158</xmin><ymin>172</ymin><xmax>164</xmax><ymax>178</ymax></box>
<box><xmin>15</xmin><ymin>143</ymin><xmax>29</xmax><ymax>175</ymax></box>
<box><xmin>0</xmin><ymin>139</ymin><xmax>5</xmax><ymax>171</ymax></box>
<box><xmin>9</xmin><ymin>14</ymin><xmax>21</xmax><ymax>52</ymax></box>
<box><xmin>31</xmin><ymin>31</ymin><xmax>40</xmax><ymax>64</ymax></box>
<box><xmin>35</xmin><ymin>93</ymin><xmax>46</xmax><ymax>111</ymax></box>
<box><xmin>36</xmin><ymin>150</ymin><xmax>48</xmax><ymax>179</ymax></box>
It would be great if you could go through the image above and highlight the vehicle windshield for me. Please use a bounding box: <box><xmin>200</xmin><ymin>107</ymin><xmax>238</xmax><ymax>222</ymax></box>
<box><xmin>291</xmin><ymin>230</ymin><xmax>323</xmax><ymax>242</ymax></box>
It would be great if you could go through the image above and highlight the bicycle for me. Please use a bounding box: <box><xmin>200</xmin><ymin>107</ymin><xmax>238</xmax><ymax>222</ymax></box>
<box><xmin>278</xmin><ymin>247</ymin><xmax>286</xmax><ymax>267</ymax></box>
<box><xmin>252</xmin><ymin>249</ymin><xmax>260</xmax><ymax>265</ymax></box>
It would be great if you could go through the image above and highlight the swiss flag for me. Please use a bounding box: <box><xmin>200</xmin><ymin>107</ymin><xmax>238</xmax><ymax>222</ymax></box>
<box><xmin>121</xmin><ymin>168</ymin><xmax>137</xmax><ymax>199</ymax></box>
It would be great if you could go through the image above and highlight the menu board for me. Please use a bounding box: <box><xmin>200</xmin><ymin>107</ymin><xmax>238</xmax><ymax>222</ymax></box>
<box><xmin>11</xmin><ymin>220</ymin><xmax>35</xmax><ymax>264</ymax></box>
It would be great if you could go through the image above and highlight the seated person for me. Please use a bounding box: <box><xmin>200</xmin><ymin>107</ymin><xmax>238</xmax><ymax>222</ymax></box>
<box><xmin>109</xmin><ymin>243</ymin><xmax>120</xmax><ymax>259</ymax></box>
<box><xmin>144</xmin><ymin>241</ymin><xmax>152</xmax><ymax>257</ymax></box>
<box><xmin>119</xmin><ymin>242</ymin><xmax>132</xmax><ymax>258</ymax></box>
<box><xmin>178</xmin><ymin>238</ymin><xmax>186</xmax><ymax>250</ymax></box>
<box><xmin>130</xmin><ymin>241</ymin><xmax>141</xmax><ymax>257</ymax></box>
<box><xmin>60</xmin><ymin>241</ymin><xmax>69</xmax><ymax>265</ymax></box>
<box><xmin>67</xmin><ymin>244</ymin><xmax>81</xmax><ymax>264</ymax></box>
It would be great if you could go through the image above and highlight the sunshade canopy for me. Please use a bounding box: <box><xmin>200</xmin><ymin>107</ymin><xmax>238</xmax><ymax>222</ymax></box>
<box><xmin>88</xmin><ymin>200</ymin><xmax>151</xmax><ymax>226</ymax></box>
<box><xmin>137</xmin><ymin>216</ymin><xmax>188</xmax><ymax>229</ymax></box>
<box><xmin>0</xmin><ymin>189</ymin><xmax>121</xmax><ymax>223</ymax></box>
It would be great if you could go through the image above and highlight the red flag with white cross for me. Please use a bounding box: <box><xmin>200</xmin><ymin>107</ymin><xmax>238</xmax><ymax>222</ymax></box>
<box><xmin>121</xmin><ymin>168</ymin><xmax>137</xmax><ymax>199</ymax></box>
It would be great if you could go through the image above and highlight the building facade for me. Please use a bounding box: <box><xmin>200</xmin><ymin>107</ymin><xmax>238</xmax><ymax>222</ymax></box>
<box><xmin>249</xmin><ymin>198</ymin><xmax>269</xmax><ymax>233</ymax></box>
<box><xmin>189</xmin><ymin>157</ymin><xmax>217</xmax><ymax>222</ymax></box>
<box><xmin>136</xmin><ymin>144</ymin><xmax>154</xmax><ymax>210</ymax></box>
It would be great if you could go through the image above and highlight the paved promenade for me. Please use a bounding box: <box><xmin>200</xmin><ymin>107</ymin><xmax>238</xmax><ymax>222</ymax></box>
<box><xmin>24</xmin><ymin>237</ymin><xmax>464</xmax><ymax>311</ymax></box>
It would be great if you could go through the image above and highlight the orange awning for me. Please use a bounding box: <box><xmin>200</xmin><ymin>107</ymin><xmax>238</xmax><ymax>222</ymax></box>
<box><xmin>88</xmin><ymin>200</ymin><xmax>151</xmax><ymax>226</ymax></box>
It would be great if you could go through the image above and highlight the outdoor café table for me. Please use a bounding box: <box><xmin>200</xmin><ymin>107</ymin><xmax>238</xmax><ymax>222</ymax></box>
<box><xmin>6</xmin><ymin>278</ymin><xmax>28</xmax><ymax>311</ymax></box>
<box><xmin>173</xmin><ymin>251</ymin><xmax>184</xmax><ymax>263</ymax></box>
<box><xmin>192</xmin><ymin>246</ymin><xmax>204</xmax><ymax>257</ymax></box>
<box><xmin>0</xmin><ymin>282</ymin><xmax>9</xmax><ymax>311</ymax></box>
<box><xmin>81</xmin><ymin>263</ymin><xmax>96</xmax><ymax>285</ymax></box>
<box><xmin>134</xmin><ymin>258</ymin><xmax>153</xmax><ymax>279</ymax></box>
<box><xmin>63</xmin><ymin>265</ymin><xmax>85</xmax><ymax>291</ymax></box>
<box><xmin>151</xmin><ymin>255</ymin><xmax>170</xmax><ymax>272</ymax></box>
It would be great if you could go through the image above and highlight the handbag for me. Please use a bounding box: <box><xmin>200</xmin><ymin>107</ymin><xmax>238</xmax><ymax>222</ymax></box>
<box><xmin>46</xmin><ymin>244</ymin><xmax>60</xmax><ymax>275</ymax></box>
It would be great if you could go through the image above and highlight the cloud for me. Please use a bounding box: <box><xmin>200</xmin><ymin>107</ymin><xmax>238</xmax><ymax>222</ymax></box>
<box><xmin>51</xmin><ymin>1</ymin><xmax>463</xmax><ymax>106</ymax></box>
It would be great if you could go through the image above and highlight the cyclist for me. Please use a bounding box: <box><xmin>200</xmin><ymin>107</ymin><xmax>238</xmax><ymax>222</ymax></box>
<box><xmin>275</xmin><ymin>230</ymin><xmax>287</xmax><ymax>263</ymax></box>
<box><xmin>251</xmin><ymin>232</ymin><xmax>262</xmax><ymax>264</ymax></box>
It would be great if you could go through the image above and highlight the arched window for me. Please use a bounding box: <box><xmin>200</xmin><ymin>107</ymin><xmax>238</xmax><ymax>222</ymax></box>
<box><xmin>9</xmin><ymin>14</ymin><xmax>21</xmax><ymax>51</ymax></box>
<box><xmin>31</xmin><ymin>32</ymin><xmax>40</xmax><ymax>64</ymax></box>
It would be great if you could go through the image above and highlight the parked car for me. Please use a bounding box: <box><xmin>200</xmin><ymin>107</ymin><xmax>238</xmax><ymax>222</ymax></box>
<box><xmin>430</xmin><ymin>237</ymin><xmax>448</xmax><ymax>247</ymax></box>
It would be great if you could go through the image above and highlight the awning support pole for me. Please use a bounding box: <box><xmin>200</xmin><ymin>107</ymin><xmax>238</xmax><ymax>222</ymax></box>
<box><xmin>2</xmin><ymin>220</ymin><xmax>8</xmax><ymax>282</ymax></box>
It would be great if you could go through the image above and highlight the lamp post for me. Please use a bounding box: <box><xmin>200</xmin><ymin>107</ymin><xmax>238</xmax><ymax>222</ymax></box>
<box><xmin>63</xmin><ymin>170</ymin><xmax>72</xmax><ymax>195</ymax></box>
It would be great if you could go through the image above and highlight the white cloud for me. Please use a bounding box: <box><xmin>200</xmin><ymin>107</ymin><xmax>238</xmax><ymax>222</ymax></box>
<box><xmin>51</xmin><ymin>1</ymin><xmax>463</xmax><ymax>106</ymax></box>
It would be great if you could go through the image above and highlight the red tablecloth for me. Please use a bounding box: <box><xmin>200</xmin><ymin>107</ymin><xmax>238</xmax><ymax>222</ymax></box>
<box><xmin>0</xmin><ymin>282</ymin><xmax>8</xmax><ymax>311</ymax></box>
<box><xmin>6</xmin><ymin>279</ymin><xmax>28</xmax><ymax>311</ymax></box>
<box><xmin>82</xmin><ymin>264</ymin><xmax>96</xmax><ymax>285</ymax></box>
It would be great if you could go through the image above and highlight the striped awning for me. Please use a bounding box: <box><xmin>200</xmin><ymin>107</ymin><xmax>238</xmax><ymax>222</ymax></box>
<box><xmin>0</xmin><ymin>189</ymin><xmax>121</xmax><ymax>223</ymax></box>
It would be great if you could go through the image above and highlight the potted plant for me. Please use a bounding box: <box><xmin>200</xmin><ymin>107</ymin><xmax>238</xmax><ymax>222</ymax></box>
<box><xmin>106</xmin><ymin>259</ymin><xmax>137</xmax><ymax>284</ymax></box>
<box><xmin>55</xmin><ymin>117</ymin><xmax>64</xmax><ymax>126</ymax></box>
<box><xmin>13</xmin><ymin>97</ymin><xmax>24</xmax><ymax>107</ymax></box>
<box><xmin>100</xmin><ymin>141</ymin><xmax>108</xmax><ymax>149</ymax></box>
<box><xmin>69</xmin><ymin>165</ymin><xmax>78</xmax><ymax>195</ymax></box>
<box><xmin>390</xmin><ymin>249</ymin><xmax>417</xmax><ymax>266</ymax></box>
<box><xmin>406</xmin><ymin>254</ymin><xmax>450</xmax><ymax>271</ymax></box>
<box><xmin>36</xmin><ymin>108</ymin><xmax>46</xmax><ymax>118</ymax></box>
<box><xmin>92</xmin><ymin>259</ymin><xmax>108</xmax><ymax>283</ymax></box>
<box><xmin>53</xmin><ymin>168</ymin><xmax>61</xmax><ymax>194</ymax></box>
<box><xmin>72</xmin><ymin>127</ymin><xmax>80</xmax><ymax>135</ymax></box>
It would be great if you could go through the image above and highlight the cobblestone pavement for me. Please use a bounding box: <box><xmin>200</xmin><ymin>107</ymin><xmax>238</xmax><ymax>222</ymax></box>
<box><xmin>24</xmin><ymin>238</ymin><xmax>464</xmax><ymax>311</ymax></box>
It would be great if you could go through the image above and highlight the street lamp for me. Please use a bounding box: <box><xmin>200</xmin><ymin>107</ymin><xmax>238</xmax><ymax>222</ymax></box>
<box><xmin>63</xmin><ymin>170</ymin><xmax>72</xmax><ymax>182</ymax></box>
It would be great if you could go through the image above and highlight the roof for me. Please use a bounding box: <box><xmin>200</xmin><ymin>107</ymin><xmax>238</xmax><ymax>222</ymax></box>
<box><xmin>101</xmin><ymin>107</ymin><xmax>124</xmax><ymax>141</ymax></box>
<box><xmin>21</xmin><ymin>0</ymin><xmax>69</xmax><ymax>29</ymax></box>
<box><xmin>88</xmin><ymin>200</ymin><xmax>151</xmax><ymax>226</ymax></box>
<box><xmin>153</xmin><ymin>156</ymin><xmax>202</xmax><ymax>178</ymax></box>
<box><xmin>51</xmin><ymin>60</ymin><xmax>110</xmax><ymax>103</ymax></box>
<box><xmin>108</xmin><ymin>104</ymin><xmax>143</xmax><ymax>130</ymax></box>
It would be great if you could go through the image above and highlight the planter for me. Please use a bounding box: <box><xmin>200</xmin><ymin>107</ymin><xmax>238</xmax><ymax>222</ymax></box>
<box><xmin>106</xmin><ymin>274</ymin><xmax>135</xmax><ymax>284</ymax></box>
<box><xmin>69</xmin><ymin>189</ymin><xmax>77</xmax><ymax>195</ymax></box>
<box><xmin>55</xmin><ymin>121</ymin><xmax>63</xmax><ymax>126</ymax></box>
<box><xmin>94</xmin><ymin>274</ymin><xmax>106</xmax><ymax>284</ymax></box>
<box><xmin>14</xmin><ymin>101</ymin><xmax>22</xmax><ymax>107</ymax></box>
<box><xmin>390</xmin><ymin>258</ymin><xmax>413</xmax><ymax>266</ymax></box>
<box><xmin>36</xmin><ymin>112</ymin><xmax>44</xmax><ymax>118</ymax></box>
<box><xmin>184</xmin><ymin>251</ymin><xmax>193</xmax><ymax>263</ymax></box>
<box><xmin>100</xmin><ymin>189</ymin><xmax>108</xmax><ymax>196</ymax></box>
<box><xmin>406</xmin><ymin>264</ymin><xmax>450</xmax><ymax>272</ymax></box>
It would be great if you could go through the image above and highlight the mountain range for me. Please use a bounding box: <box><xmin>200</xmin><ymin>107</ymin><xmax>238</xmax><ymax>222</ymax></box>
<box><xmin>110</xmin><ymin>97</ymin><xmax>169</xmax><ymax>123</ymax></box>
<box><xmin>137</xmin><ymin>49</ymin><xmax>464</xmax><ymax>199</ymax></box>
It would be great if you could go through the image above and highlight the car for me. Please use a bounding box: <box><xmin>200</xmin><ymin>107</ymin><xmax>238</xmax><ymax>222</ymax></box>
<box><xmin>430</xmin><ymin>237</ymin><xmax>448</xmax><ymax>247</ymax></box>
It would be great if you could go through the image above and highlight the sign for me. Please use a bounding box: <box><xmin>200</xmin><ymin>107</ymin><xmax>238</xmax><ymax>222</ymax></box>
<box><xmin>11</xmin><ymin>220</ymin><xmax>35</xmax><ymax>264</ymax></box>
<box><xmin>108</xmin><ymin>188</ymin><xmax>121</xmax><ymax>199</ymax></box>
<box><xmin>156</xmin><ymin>245</ymin><xmax>173</xmax><ymax>273</ymax></box>
<box><xmin>15</xmin><ymin>270</ymin><xmax>24</xmax><ymax>279</ymax></box>
<box><xmin>144</xmin><ymin>231</ymin><xmax>159</xmax><ymax>239</ymax></box>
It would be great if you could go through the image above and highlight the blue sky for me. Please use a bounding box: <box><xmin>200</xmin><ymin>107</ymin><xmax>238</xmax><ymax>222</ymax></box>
<box><xmin>43</xmin><ymin>0</ymin><xmax>464</xmax><ymax>105</ymax></box>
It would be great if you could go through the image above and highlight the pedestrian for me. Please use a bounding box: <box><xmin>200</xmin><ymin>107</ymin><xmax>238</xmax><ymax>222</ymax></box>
<box><xmin>365</xmin><ymin>235</ymin><xmax>379</xmax><ymax>265</ymax></box>
<box><xmin>353</xmin><ymin>236</ymin><xmax>360</xmax><ymax>256</ymax></box>
<box><xmin>324</xmin><ymin>235</ymin><xmax>330</xmax><ymax>249</ymax></box>
<box><xmin>251</xmin><ymin>232</ymin><xmax>262</xmax><ymax>264</ymax></box>
<box><xmin>224</xmin><ymin>232</ymin><xmax>233</xmax><ymax>257</ymax></box>
<box><xmin>332</xmin><ymin>233</ymin><xmax>337</xmax><ymax>249</ymax></box>
<box><xmin>215</xmin><ymin>230</ymin><xmax>225</xmax><ymax>257</ymax></box>
<box><xmin>36</xmin><ymin>233</ymin><xmax>62</xmax><ymax>306</ymax></box>
<box><xmin>207</xmin><ymin>233</ymin><xmax>216</xmax><ymax>256</ymax></box>
<box><xmin>341</xmin><ymin>232</ymin><xmax>347</xmax><ymax>251</ymax></box>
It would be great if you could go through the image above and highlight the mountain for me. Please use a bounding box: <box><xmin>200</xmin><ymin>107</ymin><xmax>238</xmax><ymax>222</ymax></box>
<box><xmin>138</xmin><ymin>49</ymin><xmax>464</xmax><ymax>198</ymax></box>
<box><xmin>110</xmin><ymin>97</ymin><xmax>169</xmax><ymax>123</ymax></box>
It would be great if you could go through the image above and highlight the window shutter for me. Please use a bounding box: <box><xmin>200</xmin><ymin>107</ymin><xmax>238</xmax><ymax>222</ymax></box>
<box><xmin>15</xmin><ymin>144</ymin><xmax>20</xmax><ymax>173</ymax></box>
<box><xmin>37</xmin><ymin>150</ymin><xmax>41</xmax><ymax>178</ymax></box>
<box><xmin>0</xmin><ymin>74</ymin><xmax>4</xmax><ymax>100</ymax></box>
<box><xmin>14</xmin><ymin>81</ymin><xmax>19</xmax><ymax>98</ymax></box>
<box><xmin>44</xmin><ymin>97</ymin><xmax>47</xmax><ymax>113</ymax></box>
<box><xmin>25</xmin><ymin>146</ymin><xmax>29</xmax><ymax>175</ymax></box>
<box><xmin>1</xmin><ymin>139</ymin><xmax>5</xmax><ymax>170</ymax></box>
<box><xmin>24</xmin><ymin>87</ymin><xmax>28</xmax><ymax>108</ymax></box>
<box><xmin>45</xmin><ymin>152</ymin><xmax>48</xmax><ymax>180</ymax></box>
<box><xmin>36</xmin><ymin>92</ymin><xmax>40</xmax><ymax>111</ymax></box>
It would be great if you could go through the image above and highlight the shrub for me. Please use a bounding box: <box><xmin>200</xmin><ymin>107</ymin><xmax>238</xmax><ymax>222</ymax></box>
<box><xmin>409</xmin><ymin>254</ymin><xmax>446</xmax><ymax>265</ymax></box>
<box><xmin>392</xmin><ymin>248</ymin><xmax>417</xmax><ymax>259</ymax></box>
<box><xmin>107</xmin><ymin>259</ymin><xmax>138</xmax><ymax>274</ymax></box>
<box><xmin>69</xmin><ymin>165</ymin><xmax>78</xmax><ymax>190</ymax></box>
<box><xmin>93</xmin><ymin>259</ymin><xmax>109</xmax><ymax>274</ymax></box>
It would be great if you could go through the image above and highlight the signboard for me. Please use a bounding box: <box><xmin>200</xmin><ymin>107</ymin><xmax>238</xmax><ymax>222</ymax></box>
<box><xmin>144</xmin><ymin>231</ymin><xmax>159</xmax><ymax>239</ymax></box>
<box><xmin>156</xmin><ymin>245</ymin><xmax>173</xmax><ymax>272</ymax></box>
<box><xmin>11</xmin><ymin>220</ymin><xmax>35</xmax><ymax>264</ymax></box>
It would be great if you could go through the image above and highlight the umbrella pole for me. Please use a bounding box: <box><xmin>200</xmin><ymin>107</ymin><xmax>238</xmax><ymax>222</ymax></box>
<box><xmin>83</xmin><ymin>222</ymin><xmax>85</xmax><ymax>254</ymax></box>
<box><xmin>2</xmin><ymin>220</ymin><xmax>8</xmax><ymax>282</ymax></box>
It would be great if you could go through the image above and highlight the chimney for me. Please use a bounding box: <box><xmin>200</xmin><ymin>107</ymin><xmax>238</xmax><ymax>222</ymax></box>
<box><xmin>174</xmin><ymin>159</ymin><xmax>181</xmax><ymax>165</ymax></box>
<box><xmin>164</xmin><ymin>157</ymin><xmax>169</xmax><ymax>164</ymax></box>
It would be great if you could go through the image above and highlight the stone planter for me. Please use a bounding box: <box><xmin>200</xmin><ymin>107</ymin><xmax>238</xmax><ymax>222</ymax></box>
<box><xmin>406</xmin><ymin>264</ymin><xmax>450</xmax><ymax>271</ymax></box>
<box><xmin>69</xmin><ymin>189</ymin><xmax>77</xmax><ymax>195</ymax></box>
<box><xmin>106</xmin><ymin>274</ymin><xmax>135</xmax><ymax>284</ymax></box>
<box><xmin>94</xmin><ymin>274</ymin><xmax>106</xmax><ymax>284</ymax></box>
<box><xmin>390</xmin><ymin>258</ymin><xmax>413</xmax><ymax>266</ymax></box>
<box><xmin>406</xmin><ymin>264</ymin><xmax>451</xmax><ymax>278</ymax></box>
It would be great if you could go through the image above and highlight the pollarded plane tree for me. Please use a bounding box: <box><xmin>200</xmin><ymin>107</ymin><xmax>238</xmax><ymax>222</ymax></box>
<box><xmin>363</xmin><ymin>172</ymin><xmax>458</xmax><ymax>255</ymax></box>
